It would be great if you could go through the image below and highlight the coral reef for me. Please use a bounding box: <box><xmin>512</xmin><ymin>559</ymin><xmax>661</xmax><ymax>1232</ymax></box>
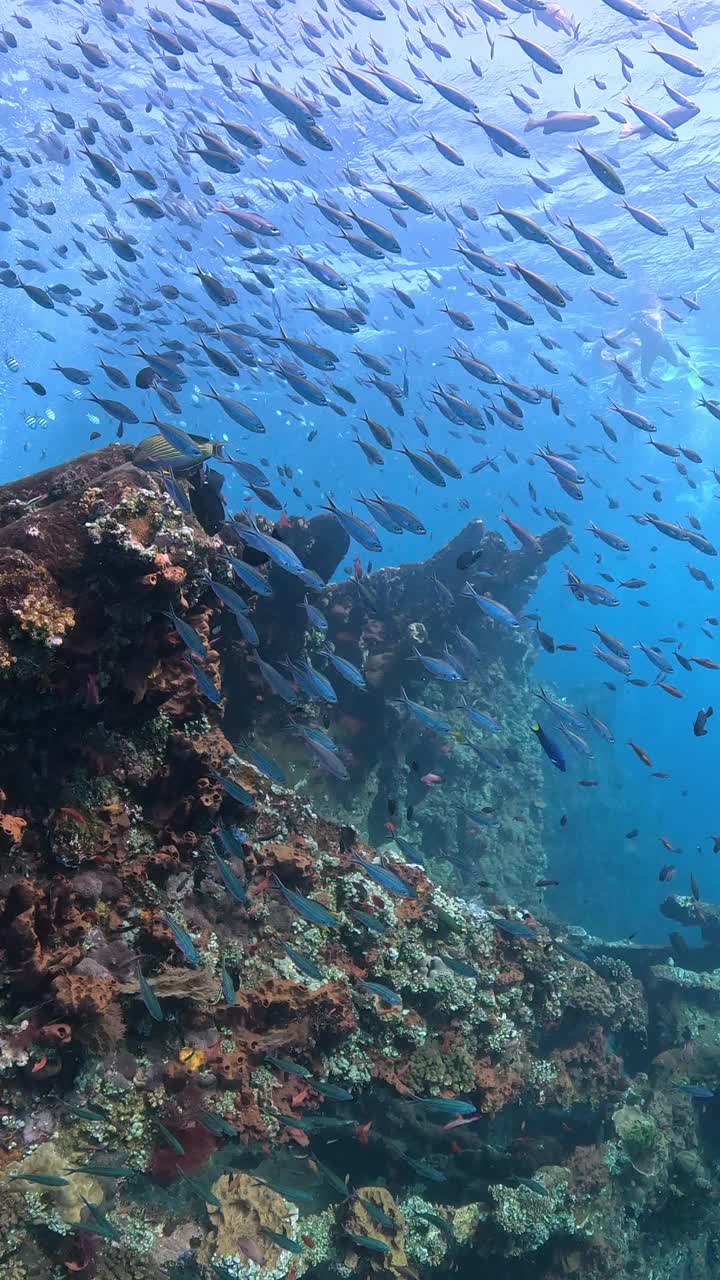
<box><xmin>0</xmin><ymin>449</ymin><xmax>717</xmax><ymax>1280</ymax></box>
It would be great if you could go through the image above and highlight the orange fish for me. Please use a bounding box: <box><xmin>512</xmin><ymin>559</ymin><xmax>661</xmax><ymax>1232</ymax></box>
<box><xmin>628</xmin><ymin>741</ymin><xmax>652</xmax><ymax>767</ymax></box>
<box><xmin>660</xmin><ymin>836</ymin><xmax>674</xmax><ymax>851</ymax></box>
<box><xmin>355</xmin><ymin>1120</ymin><xmax>373</xmax><ymax>1145</ymax></box>
<box><xmin>690</xmin><ymin>656</ymin><xmax>720</xmax><ymax>670</ymax></box>
<box><xmin>57</xmin><ymin>806</ymin><xmax>87</xmax><ymax>826</ymax></box>
<box><xmin>656</xmin><ymin>681</ymin><xmax>683</xmax><ymax>698</ymax></box>
<box><xmin>652</xmin><ymin>771</ymin><xmax>670</xmax><ymax>779</ymax></box>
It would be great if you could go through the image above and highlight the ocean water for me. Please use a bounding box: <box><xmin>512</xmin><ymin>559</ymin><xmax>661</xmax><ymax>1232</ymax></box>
<box><xmin>1</xmin><ymin>0</ymin><xmax>719</xmax><ymax>952</ymax></box>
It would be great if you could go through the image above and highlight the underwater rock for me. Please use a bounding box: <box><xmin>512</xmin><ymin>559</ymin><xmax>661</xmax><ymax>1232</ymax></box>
<box><xmin>199</xmin><ymin>1170</ymin><xmax>298</xmax><ymax>1274</ymax></box>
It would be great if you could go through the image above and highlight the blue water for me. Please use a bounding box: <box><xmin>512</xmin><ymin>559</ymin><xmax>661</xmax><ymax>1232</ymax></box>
<box><xmin>1</xmin><ymin>0</ymin><xmax>719</xmax><ymax>944</ymax></box>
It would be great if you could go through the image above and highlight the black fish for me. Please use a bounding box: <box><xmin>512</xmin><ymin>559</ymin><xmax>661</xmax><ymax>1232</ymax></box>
<box><xmin>456</xmin><ymin>548</ymin><xmax>482</xmax><ymax>571</ymax></box>
<box><xmin>693</xmin><ymin>706</ymin><xmax>713</xmax><ymax>737</ymax></box>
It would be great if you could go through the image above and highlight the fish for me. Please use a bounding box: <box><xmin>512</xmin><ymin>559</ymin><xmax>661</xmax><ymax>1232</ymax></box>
<box><xmin>162</xmin><ymin>913</ymin><xmax>200</xmax><ymax>967</ymax></box>
<box><xmin>694</xmin><ymin>707</ymin><xmax>713</xmax><ymax>737</ymax></box>
<box><xmin>274</xmin><ymin>878</ymin><xmax>339</xmax><ymax>927</ymax></box>
<box><xmin>531</xmin><ymin>721</ymin><xmax>567</xmax><ymax>771</ymax></box>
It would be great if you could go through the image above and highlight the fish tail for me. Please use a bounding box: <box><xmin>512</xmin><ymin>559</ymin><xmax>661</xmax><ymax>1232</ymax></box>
<box><xmin>524</xmin><ymin>115</ymin><xmax>541</xmax><ymax>132</ymax></box>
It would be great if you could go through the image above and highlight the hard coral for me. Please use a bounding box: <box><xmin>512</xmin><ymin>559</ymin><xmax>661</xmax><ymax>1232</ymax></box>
<box><xmin>9</xmin><ymin>1141</ymin><xmax>103</xmax><ymax>1225</ymax></box>
<box><xmin>199</xmin><ymin>1170</ymin><xmax>295</xmax><ymax>1272</ymax></box>
<box><xmin>345</xmin><ymin>1185</ymin><xmax>407</xmax><ymax>1275</ymax></box>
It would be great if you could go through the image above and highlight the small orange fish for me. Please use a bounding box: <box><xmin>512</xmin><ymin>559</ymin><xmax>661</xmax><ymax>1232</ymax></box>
<box><xmin>57</xmin><ymin>806</ymin><xmax>86</xmax><ymax>826</ymax></box>
<box><xmin>690</xmin><ymin>656</ymin><xmax>720</xmax><ymax>670</ymax></box>
<box><xmin>660</xmin><ymin>836</ymin><xmax>674</xmax><ymax>851</ymax></box>
<box><xmin>656</xmin><ymin>681</ymin><xmax>683</xmax><ymax>698</ymax></box>
<box><xmin>31</xmin><ymin>1055</ymin><xmax>48</xmax><ymax>1073</ymax></box>
<box><xmin>290</xmin><ymin>1088</ymin><xmax>309</xmax><ymax>1107</ymax></box>
<box><xmin>652</xmin><ymin>771</ymin><xmax>670</xmax><ymax>779</ymax></box>
<box><xmin>628</xmin><ymin>741</ymin><xmax>652</xmax><ymax>767</ymax></box>
<box><xmin>355</xmin><ymin>1120</ymin><xmax>373</xmax><ymax>1145</ymax></box>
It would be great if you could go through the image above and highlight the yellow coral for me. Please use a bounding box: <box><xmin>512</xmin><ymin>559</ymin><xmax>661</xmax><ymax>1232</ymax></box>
<box><xmin>12</xmin><ymin>591</ymin><xmax>75</xmax><ymax>645</ymax></box>
<box><xmin>8</xmin><ymin>1141</ymin><xmax>103</xmax><ymax>1225</ymax></box>
<box><xmin>344</xmin><ymin>1185</ymin><xmax>407</xmax><ymax>1275</ymax></box>
<box><xmin>199</xmin><ymin>1171</ymin><xmax>296</xmax><ymax>1269</ymax></box>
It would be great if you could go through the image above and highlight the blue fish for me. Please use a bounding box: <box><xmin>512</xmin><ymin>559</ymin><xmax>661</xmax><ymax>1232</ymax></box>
<box><xmin>206</xmin><ymin>574</ymin><xmax>250</xmax><ymax>616</ymax></box>
<box><xmin>137</xmin><ymin>963</ymin><xmax>164</xmax><ymax>1022</ymax></box>
<box><xmin>188</xmin><ymin>657</ymin><xmax>222</xmax><ymax>705</ymax></box>
<box><xmin>320</xmin><ymin>647</ymin><xmax>367</xmax><ymax>689</ymax></box>
<box><xmin>672</xmin><ymin>1083</ymin><xmax>714</xmax><ymax>1099</ymax></box>
<box><xmin>287</xmin><ymin>657</ymin><xmax>337</xmax><ymax>704</ymax></box>
<box><xmin>352</xmin><ymin>853</ymin><xmax>416</xmax><ymax>898</ymax></box>
<box><xmin>161</xmin><ymin>471</ymin><xmax>192</xmax><ymax>514</ymax></box>
<box><xmin>462</xmin><ymin>696</ymin><xmax>501</xmax><ymax>732</ymax></box>
<box><xmin>214</xmin><ymin>826</ymin><xmax>248</xmax><ymax>859</ymax></box>
<box><xmin>462</xmin><ymin>582</ymin><xmax>520</xmax><ymax>627</ymax></box>
<box><xmin>225</xmin><ymin>550</ymin><xmax>274</xmax><ymax>597</ymax></box>
<box><xmin>322</xmin><ymin>495</ymin><xmax>383</xmax><ymax>552</ymax></box>
<box><xmin>531</xmin><ymin>720</ymin><xmax>567</xmax><ymax>772</ymax></box>
<box><xmin>236</xmin><ymin>737</ymin><xmax>286</xmax><ymax>785</ymax></box>
<box><xmin>232</xmin><ymin>513</ymin><xmax>309</xmax><ymax>579</ymax></box>
<box><xmin>392</xmin><ymin>835</ymin><xmax>426</xmax><ymax>865</ymax></box>
<box><xmin>302</xmin><ymin>596</ymin><xmax>328</xmax><ymax>632</ymax></box>
<box><xmin>464</xmin><ymin>809</ymin><xmax>500</xmax><ymax>829</ymax></box>
<box><xmin>414</xmin><ymin>648</ymin><xmax>466</xmax><ymax>682</ymax></box>
<box><xmin>221</xmin><ymin>963</ymin><xmax>236</xmax><ymax>1005</ymax></box>
<box><xmin>290</xmin><ymin>720</ymin><xmax>340</xmax><ymax>754</ymax></box>
<box><xmin>492</xmin><ymin>917</ymin><xmax>538</xmax><ymax>939</ymax></box>
<box><xmin>254</xmin><ymin>655</ymin><xmax>302</xmax><ymax>705</ymax></box>
<box><xmin>234</xmin><ymin>610</ymin><xmax>260</xmax><ymax>647</ymax></box>
<box><xmin>395</xmin><ymin>687</ymin><xmax>450</xmax><ymax>734</ymax></box>
<box><xmin>162</xmin><ymin>912</ymin><xmax>200</xmax><ymax>966</ymax></box>
<box><xmin>164</xmin><ymin>606</ymin><xmax>207</xmax><ymax>658</ymax></box>
<box><xmin>348</xmin><ymin>907</ymin><xmax>391</xmax><ymax>935</ymax></box>
<box><xmin>213</xmin><ymin>852</ymin><xmax>249</xmax><ymax>904</ymax></box>
<box><xmin>210</xmin><ymin>768</ymin><xmax>255</xmax><ymax>806</ymax></box>
<box><xmin>274</xmin><ymin>877</ymin><xmax>339</xmax><ymax>927</ymax></box>
<box><xmin>357</xmin><ymin>978</ymin><xmax>402</xmax><ymax>1006</ymax></box>
<box><xmin>281</xmin><ymin>941</ymin><xmax>325</xmax><ymax>981</ymax></box>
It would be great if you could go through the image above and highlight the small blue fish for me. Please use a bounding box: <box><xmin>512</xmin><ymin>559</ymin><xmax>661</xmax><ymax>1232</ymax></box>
<box><xmin>320</xmin><ymin>647</ymin><xmax>367</xmax><ymax>689</ymax></box>
<box><xmin>274</xmin><ymin>877</ymin><xmax>339</xmax><ymax>927</ymax></box>
<box><xmin>281</xmin><ymin>941</ymin><xmax>325</xmax><ymax>980</ymax></box>
<box><xmin>441</xmin><ymin>956</ymin><xmax>481</xmax><ymax>978</ymax></box>
<box><xmin>492</xmin><ymin>916</ymin><xmax>538</xmax><ymax>939</ymax></box>
<box><xmin>236</xmin><ymin>737</ymin><xmax>286</xmax><ymax>785</ymax></box>
<box><xmin>357</xmin><ymin>978</ymin><xmax>402</xmax><ymax>1006</ymax></box>
<box><xmin>322</xmin><ymin>495</ymin><xmax>382</xmax><ymax>552</ymax></box>
<box><xmin>254</xmin><ymin>654</ymin><xmax>302</xmax><ymax>705</ymax></box>
<box><xmin>234</xmin><ymin>610</ymin><xmax>260</xmax><ymax>647</ymax></box>
<box><xmin>303</xmin><ymin>595</ymin><xmax>328</xmax><ymax>632</ymax></box>
<box><xmin>413</xmin><ymin>1095</ymin><xmax>476</xmax><ymax>1115</ymax></box>
<box><xmin>462</xmin><ymin>696</ymin><xmax>501</xmax><ymax>732</ymax></box>
<box><xmin>162</xmin><ymin>912</ymin><xmax>200</xmax><ymax>966</ymax></box>
<box><xmin>206</xmin><ymin>574</ymin><xmax>250</xmax><ymax>617</ymax></box>
<box><xmin>137</xmin><ymin>962</ymin><xmax>164</xmax><ymax>1021</ymax></box>
<box><xmin>288</xmin><ymin>656</ymin><xmax>337</xmax><ymax>704</ymax></box>
<box><xmin>232</xmin><ymin>513</ymin><xmax>308</xmax><ymax>578</ymax></box>
<box><xmin>352</xmin><ymin>853</ymin><xmax>416</xmax><ymax>898</ymax></box>
<box><xmin>290</xmin><ymin>720</ymin><xmax>339</xmax><ymax>754</ymax></box>
<box><xmin>414</xmin><ymin>648</ymin><xmax>466</xmax><ymax>682</ymax></box>
<box><xmin>213</xmin><ymin>852</ymin><xmax>248</xmax><ymax>904</ymax></box>
<box><xmin>221</xmin><ymin>963</ymin><xmax>236</xmax><ymax>1004</ymax></box>
<box><xmin>392</xmin><ymin>835</ymin><xmax>426</xmax><ymax>865</ymax></box>
<box><xmin>349</xmin><ymin>907</ymin><xmax>391</xmax><ymax>934</ymax></box>
<box><xmin>188</xmin><ymin>657</ymin><xmax>221</xmax><ymax>705</ymax></box>
<box><xmin>214</xmin><ymin>826</ymin><xmax>248</xmax><ymax>859</ymax></box>
<box><xmin>225</xmin><ymin>550</ymin><xmax>273</xmax><ymax>597</ymax></box>
<box><xmin>164</xmin><ymin>605</ymin><xmax>207</xmax><ymax>658</ymax></box>
<box><xmin>395</xmin><ymin>686</ymin><xmax>450</xmax><ymax>734</ymax></box>
<box><xmin>210</xmin><ymin>768</ymin><xmax>255</xmax><ymax>806</ymax></box>
<box><xmin>462</xmin><ymin>582</ymin><xmax>519</xmax><ymax>627</ymax></box>
<box><xmin>672</xmin><ymin>1083</ymin><xmax>714</xmax><ymax>1099</ymax></box>
<box><xmin>465</xmin><ymin>809</ymin><xmax>500</xmax><ymax>829</ymax></box>
<box><xmin>161</xmin><ymin>471</ymin><xmax>191</xmax><ymax>514</ymax></box>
